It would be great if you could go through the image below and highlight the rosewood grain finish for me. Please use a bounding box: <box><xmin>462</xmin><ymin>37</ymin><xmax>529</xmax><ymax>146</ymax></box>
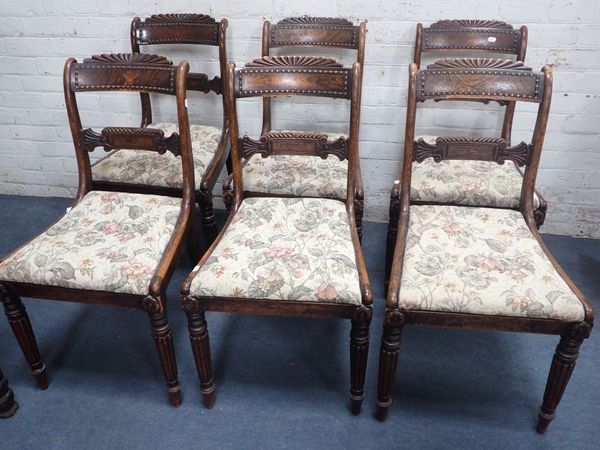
<box><xmin>90</xmin><ymin>14</ymin><xmax>230</xmax><ymax>248</ymax></box>
<box><xmin>182</xmin><ymin>58</ymin><xmax>373</xmax><ymax>413</ymax></box>
<box><xmin>0</xmin><ymin>56</ymin><xmax>196</xmax><ymax>406</ymax></box>
<box><xmin>224</xmin><ymin>17</ymin><xmax>366</xmax><ymax>238</ymax></box>
<box><xmin>0</xmin><ymin>369</ymin><xmax>18</xmax><ymax>418</ymax></box>
<box><xmin>378</xmin><ymin>61</ymin><xmax>594</xmax><ymax>432</ymax></box>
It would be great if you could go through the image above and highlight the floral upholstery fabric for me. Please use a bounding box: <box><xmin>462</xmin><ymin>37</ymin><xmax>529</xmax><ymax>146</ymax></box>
<box><xmin>399</xmin><ymin>205</ymin><xmax>585</xmax><ymax>321</ymax></box>
<box><xmin>190</xmin><ymin>197</ymin><xmax>362</xmax><ymax>304</ymax></box>
<box><xmin>411</xmin><ymin>135</ymin><xmax>540</xmax><ymax>209</ymax></box>
<box><xmin>0</xmin><ymin>191</ymin><xmax>182</xmax><ymax>296</ymax></box>
<box><xmin>241</xmin><ymin>131</ymin><xmax>348</xmax><ymax>199</ymax></box>
<box><xmin>92</xmin><ymin>122</ymin><xmax>222</xmax><ymax>190</ymax></box>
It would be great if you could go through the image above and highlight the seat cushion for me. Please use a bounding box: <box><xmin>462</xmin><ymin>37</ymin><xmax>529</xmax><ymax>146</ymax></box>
<box><xmin>92</xmin><ymin>122</ymin><xmax>222</xmax><ymax>190</ymax></box>
<box><xmin>399</xmin><ymin>205</ymin><xmax>584</xmax><ymax>321</ymax></box>
<box><xmin>0</xmin><ymin>191</ymin><xmax>182</xmax><ymax>295</ymax></box>
<box><xmin>411</xmin><ymin>135</ymin><xmax>540</xmax><ymax>209</ymax></box>
<box><xmin>242</xmin><ymin>131</ymin><xmax>348</xmax><ymax>199</ymax></box>
<box><xmin>190</xmin><ymin>197</ymin><xmax>361</xmax><ymax>304</ymax></box>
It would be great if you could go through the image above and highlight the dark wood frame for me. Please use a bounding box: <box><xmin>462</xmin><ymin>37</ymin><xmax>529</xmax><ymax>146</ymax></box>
<box><xmin>0</xmin><ymin>369</ymin><xmax>18</xmax><ymax>418</ymax></box>
<box><xmin>181</xmin><ymin>56</ymin><xmax>373</xmax><ymax>414</ymax></box>
<box><xmin>0</xmin><ymin>55</ymin><xmax>196</xmax><ymax>407</ymax></box>
<box><xmin>386</xmin><ymin>20</ymin><xmax>549</xmax><ymax>290</ymax></box>
<box><xmin>90</xmin><ymin>14</ymin><xmax>230</xmax><ymax>249</ymax></box>
<box><xmin>222</xmin><ymin>17</ymin><xmax>367</xmax><ymax>238</ymax></box>
<box><xmin>377</xmin><ymin>60</ymin><xmax>594</xmax><ymax>433</ymax></box>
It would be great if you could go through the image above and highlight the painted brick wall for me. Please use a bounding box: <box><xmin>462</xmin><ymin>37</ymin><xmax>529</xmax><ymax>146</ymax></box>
<box><xmin>0</xmin><ymin>1</ymin><xmax>599</xmax><ymax>237</ymax></box>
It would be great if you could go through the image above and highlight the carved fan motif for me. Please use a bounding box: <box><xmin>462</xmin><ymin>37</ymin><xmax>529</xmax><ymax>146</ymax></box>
<box><xmin>245</xmin><ymin>56</ymin><xmax>343</xmax><ymax>67</ymax></box>
<box><xmin>430</xmin><ymin>19</ymin><xmax>513</xmax><ymax>29</ymax></box>
<box><xmin>85</xmin><ymin>53</ymin><xmax>172</xmax><ymax>65</ymax></box>
<box><xmin>278</xmin><ymin>16</ymin><xmax>354</xmax><ymax>26</ymax></box>
<box><xmin>427</xmin><ymin>58</ymin><xmax>530</xmax><ymax>71</ymax></box>
<box><xmin>146</xmin><ymin>13</ymin><xmax>215</xmax><ymax>23</ymax></box>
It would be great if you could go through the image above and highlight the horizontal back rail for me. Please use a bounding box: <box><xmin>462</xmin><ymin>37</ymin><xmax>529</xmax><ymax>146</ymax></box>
<box><xmin>81</xmin><ymin>127</ymin><xmax>180</xmax><ymax>156</ymax></box>
<box><xmin>269</xmin><ymin>17</ymin><xmax>359</xmax><ymax>49</ymax></box>
<box><xmin>240</xmin><ymin>132</ymin><xmax>348</xmax><ymax>160</ymax></box>
<box><xmin>134</xmin><ymin>14</ymin><xmax>220</xmax><ymax>46</ymax></box>
<box><xmin>235</xmin><ymin>56</ymin><xmax>352</xmax><ymax>99</ymax></box>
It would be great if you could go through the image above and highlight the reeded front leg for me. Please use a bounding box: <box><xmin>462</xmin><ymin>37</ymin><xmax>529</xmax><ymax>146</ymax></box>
<box><xmin>182</xmin><ymin>296</ymin><xmax>215</xmax><ymax>409</ymax></box>
<box><xmin>376</xmin><ymin>309</ymin><xmax>405</xmax><ymax>422</ymax></box>
<box><xmin>385</xmin><ymin>191</ymin><xmax>401</xmax><ymax>296</ymax></box>
<box><xmin>0</xmin><ymin>285</ymin><xmax>47</xmax><ymax>389</ymax></box>
<box><xmin>537</xmin><ymin>323</ymin><xmax>591</xmax><ymax>433</ymax></box>
<box><xmin>350</xmin><ymin>306</ymin><xmax>372</xmax><ymax>415</ymax></box>
<box><xmin>143</xmin><ymin>296</ymin><xmax>181</xmax><ymax>407</ymax></box>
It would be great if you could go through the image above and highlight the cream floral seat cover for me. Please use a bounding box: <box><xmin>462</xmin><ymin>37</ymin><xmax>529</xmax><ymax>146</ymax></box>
<box><xmin>190</xmin><ymin>197</ymin><xmax>361</xmax><ymax>304</ymax></box>
<box><xmin>241</xmin><ymin>131</ymin><xmax>348</xmax><ymax>199</ymax></box>
<box><xmin>92</xmin><ymin>122</ymin><xmax>222</xmax><ymax>190</ymax></box>
<box><xmin>399</xmin><ymin>205</ymin><xmax>584</xmax><ymax>321</ymax></box>
<box><xmin>0</xmin><ymin>191</ymin><xmax>181</xmax><ymax>296</ymax></box>
<box><xmin>411</xmin><ymin>136</ymin><xmax>540</xmax><ymax>209</ymax></box>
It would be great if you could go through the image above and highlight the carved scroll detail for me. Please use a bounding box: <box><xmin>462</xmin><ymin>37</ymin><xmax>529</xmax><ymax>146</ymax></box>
<box><xmin>414</xmin><ymin>136</ymin><xmax>531</xmax><ymax>166</ymax></box>
<box><xmin>428</xmin><ymin>58</ymin><xmax>530</xmax><ymax>71</ymax></box>
<box><xmin>245</xmin><ymin>56</ymin><xmax>343</xmax><ymax>68</ymax></box>
<box><xmin>146</xmin><ymin>13</ymin><xmax>216</xmax><ymax>23</ymax></box>
<box><xmin>241</xmin><ymin>131</ymin><xmax>347</xmax><ymax>160</ymax></box>
<box><xmin>81</xmin><ymin>127</ymin><xmax>180</xmax><ymax>156</ymax></box>
<box><xmin>430</xmin><ymin>19</ymin><xmax>513</xmax><ymax>30</ymax></box>
<box><xmin>278</xmin><ymin>16</ymin><xmax>354</xmax><ymax>26</ymax></box>
<box><xmin>85</xmin><ymin>53</ymin><xmax>172</xmax><ymax>65</ymax></box>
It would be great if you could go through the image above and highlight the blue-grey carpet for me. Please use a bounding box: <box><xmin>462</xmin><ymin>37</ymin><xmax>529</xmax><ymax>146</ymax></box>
<box><xmin>0</xmin><ymin>194</ymin><xmax>598</xmax><ymax>449</ymax></box>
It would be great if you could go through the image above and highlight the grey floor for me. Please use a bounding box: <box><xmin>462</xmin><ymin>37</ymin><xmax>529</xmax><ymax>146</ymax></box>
<box><xmin>0</xmin><ymin>194</ymin><xmax>599</xmax><ymax>449</ymax></box>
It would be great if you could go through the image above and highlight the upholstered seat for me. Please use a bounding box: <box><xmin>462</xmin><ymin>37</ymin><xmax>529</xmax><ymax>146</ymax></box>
<box><xmin>411</xmin><ymin>136</ymin><xmax>540</xmax><ymax>209</ymax></box>
<box><xmin>241</xmin><ymin>131</ymin><xmax>348</xmax><ymax>199</ymax></box>
<box><xmin>190</xmin><ymin>196</ymin><xmax>361</xmax><ymax>304</ymax></box>
<box><xmin>92</xmin><ymin>122</ymin><xmax>222</xmax><ymax>190</ymax></box>
<box><xmin>399</xmin><ymin>205</ymin><xmax>584</xmax><ymax>321</ymax></box>
<box><xmin>0</xmin><ymin>191</ymin><xmax>181</xmax><ymax>296</ymax></box>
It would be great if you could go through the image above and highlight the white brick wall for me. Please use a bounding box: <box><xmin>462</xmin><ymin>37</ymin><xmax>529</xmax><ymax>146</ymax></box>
<box><xmin>0</xmin><ymin>1</ymin><xmax>599</xmax><ymax>237</ymax></box>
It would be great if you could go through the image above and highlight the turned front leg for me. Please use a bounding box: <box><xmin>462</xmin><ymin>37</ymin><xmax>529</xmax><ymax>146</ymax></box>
<box><xmin>0</xmin><ymin>285</ymin><xmax>48</xmax><ymax>389</ymax></box>
<box><xmin>143</xmin><ymin>296</ymin><xmax>181</xmax><ymax>407</ymax></box>
<box><xmin>537</xmin><ymin>323</ymin><xmax>591</xmax><ymax>433</ymax></box>
<box><xmin>182</xmin><ymin>296</ymin><xmax>215</xmax><ymax>409</ymax></box>
<box><xmin>376</xmin><ymin>309</ymin><xmax>405</xmax><ymax>421</ymax></box>
<box><xmin>349</xmin><ymin>306</ymin><xmax>372</xmax><ymax>415</ymax></box>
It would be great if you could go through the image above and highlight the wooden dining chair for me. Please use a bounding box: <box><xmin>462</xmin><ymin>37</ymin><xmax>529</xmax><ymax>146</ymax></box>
<box><xmin>181</xmin><ymin>56</ymin><xmax>373</xmax><ymax>413</ymax></box>
<box><xmin>90</xmin><ymin>14</ymin><xmax>229</xmax><ymax>245</ymax></box>
<box><xmin>0</xmin><ymin>54</ymin><xmax>195</xmax><ymax>406</ymax></box>
<box><xmin>386</xmin><ymin>19</ymin><xmax>548</xmax><ymax>289</ymax></box>
<box><xmin>223</xmin><ymin>16</ymin><xmax>367</xmax><ymax>237</ymax></box>
<box><xmin>378</xmin><ymin>58</ymin><xmax>594</xmax><ymax>432</ymax></box>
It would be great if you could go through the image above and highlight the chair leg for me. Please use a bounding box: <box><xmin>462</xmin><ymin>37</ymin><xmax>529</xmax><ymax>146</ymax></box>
<box><xmin>376</xmin><ymin>309</ymin><xmax>405</xmax><ymax>422</ymax></box>
<box><xmin>0</xmin><ymin>369</ymin><xmax>19</xmax><ymax>418</ymax></box>
<box><xmin>349</xmin><ymin>306</ymin><xmax>372</xmax><ymax>415</ymax></box>
<box><xmin>0</xmin><ymin>286</ymin><xmax>48</xmax><ymax>390</ymax></box>
<box><xmin>354</xmin><ymin>197</ymin><xmax>364</xmax><ymax>243</ymax></box>
<box><xmin>199</xmin><ymin>194</ymin><xmax>217</xmax><ymax>245</ymax></box>
<box><xmin>537</xmin><ymin>323</ymin><xmax>591</xmax><ymax>433</ymax></box>
<box><xmin>385</xmin><ymin>195</ymin><xmax>401</xmax><ymax>296</ymax></box>
<box><xmin>143</xmin><ymin>296</ymin><xmax>181</xmax><ymax>407</ymax></box>
<box><xmin>182</xmin><ymin>297</ymin><xmax>215</xmax><ymax>409</ymax></box>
